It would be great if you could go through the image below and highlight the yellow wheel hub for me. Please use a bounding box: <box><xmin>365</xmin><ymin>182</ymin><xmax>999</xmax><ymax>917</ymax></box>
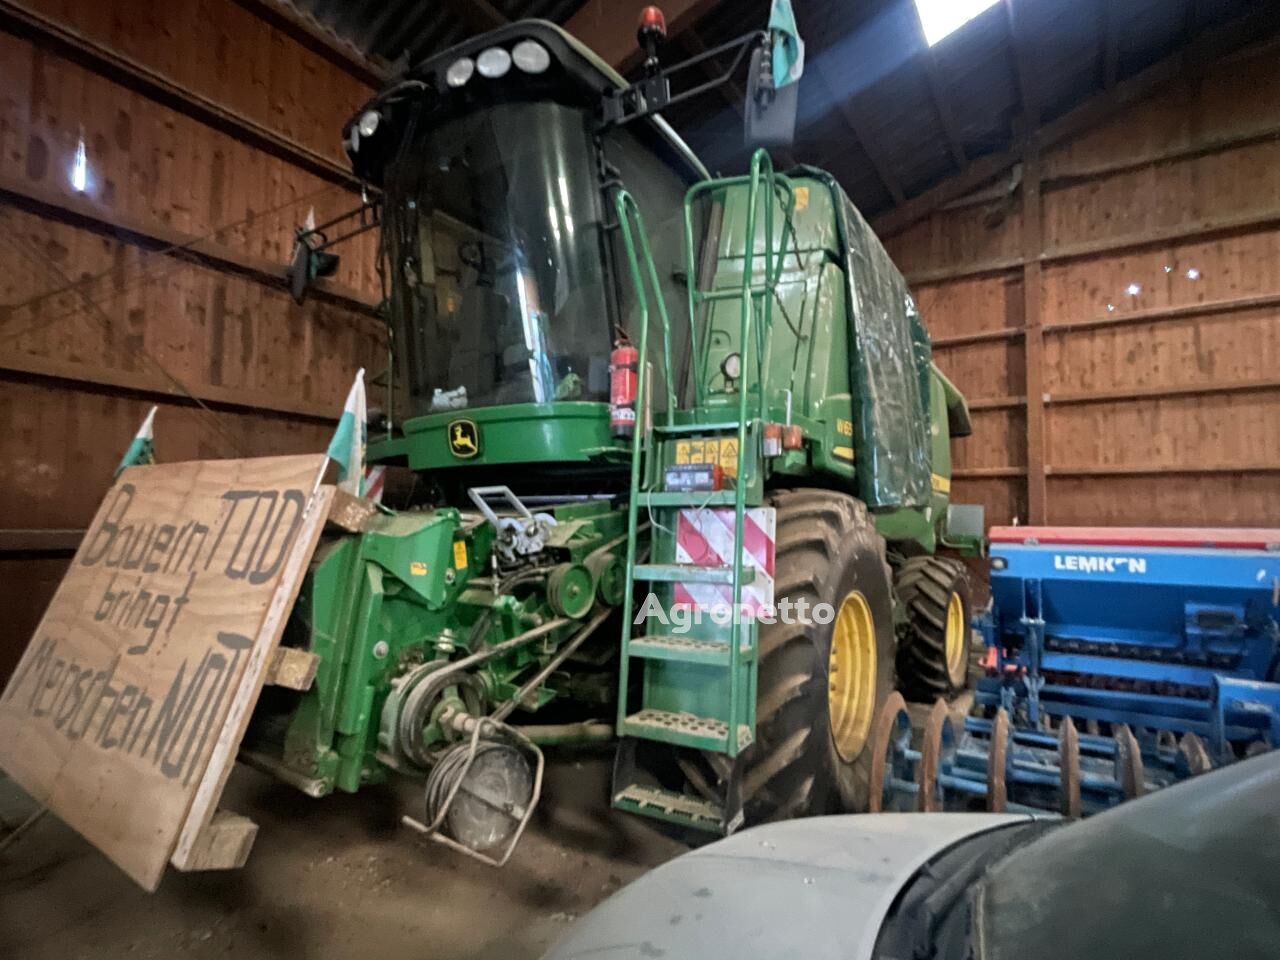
<box><xmin>944</xmin><ymin>592</ymin><xmax>967</xmax><ymax>686</ymax></box>
<box><xmin>828</xmin><ymin>592</ymin><xmax>877</xmax><ymax>763</ymax></box>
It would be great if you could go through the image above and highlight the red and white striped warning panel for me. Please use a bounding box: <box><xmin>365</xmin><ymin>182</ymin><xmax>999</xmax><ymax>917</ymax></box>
<box><xmin>673</xmin><ymin>507</ymin><xmax>776</xmax><ymax>614</ymax></box>
<box><xmin>364</xmin><ymin>465</ymin><xmax>386</xmax><ymax>503</ymax></box>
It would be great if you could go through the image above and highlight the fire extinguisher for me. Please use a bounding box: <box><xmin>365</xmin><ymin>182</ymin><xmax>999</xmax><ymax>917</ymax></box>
<box><xmin>610</xmin><ymin>339</ymin><xmax>640</xmax><ymax>439</ymax></box>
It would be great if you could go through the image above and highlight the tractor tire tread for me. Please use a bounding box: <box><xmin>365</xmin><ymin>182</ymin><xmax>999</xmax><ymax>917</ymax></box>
<box><xmin>738</xmin><ymin>488</ymin><xmax>895</xmax><ymax>822</ymax></box>
<box><xmin>894</xmin><ymin>555</ymin><xmax>972</xmax><ymax>702</ymax></box>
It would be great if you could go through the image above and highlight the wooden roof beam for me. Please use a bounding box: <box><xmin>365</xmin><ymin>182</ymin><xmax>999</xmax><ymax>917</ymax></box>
<box><xmin>814</xmin><ymin>65</ymin><xmax>906</xmax><ymax>208</ymax></box>
<box><xmin>233</xmin><ymin>0</ymin><xmax>387</xmax><ymax>86</ymax></box>
<box><xmin>1101</xmin><ymin>0</ymin><xmax>1120</xmax><ymax>90</ymax></box>
<box><xmin>1003</xmin><ymin>0</ymin><xmax>1040</xmax><ymax>123</ymax></box>
<box><xmin>442</xmin><ymin>0</ymin><xmax>508</xmax><ymax>35</ymax></box>
<box><xmin>679</xmin><ymin>27</ymin><xmax>746</xmax><ymax>116</ymax></box>
<box><xmin>922</xmin><ymin>48</ymin><xmax>967</xmax><ymax>171</ymax></box>
<box><xmin>874</xmin><ymin>3</ymin><xmax>1280</xmax><ymax>239</ymax></box>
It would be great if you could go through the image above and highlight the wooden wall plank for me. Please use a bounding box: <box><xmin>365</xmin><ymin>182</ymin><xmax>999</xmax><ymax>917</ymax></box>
<box><xmin>0</xmin><ymin>381</ymin><xmax>337</xmax><ymax>529</ymax></box>
<box><xmin>18</xmin><ymin>0</ymin><xmax>372</xmax><ymax>165</ymax></box>
<box><xmin>1050</xmin><ymin>473</ymin><xmax>1278</xmax><ymax>527</ymax></box>
<box><xmin>0</xmin><ymin>209</ymin><xmax>384</xmax><ymax>412</ymax></box>
<box><xmin>0</xmin><ymin>0</ymin><xmax>386</xmax><ymax>676</ymax></box>
<box><xmin>0</xmin><ymin>32</ymin><xmax>378</xmax><ymax>295</ymax></box>
<box><xmin>890</xmin><ymin>40</ymin><xmax>1280</xmax><ymax>529</ymax></box>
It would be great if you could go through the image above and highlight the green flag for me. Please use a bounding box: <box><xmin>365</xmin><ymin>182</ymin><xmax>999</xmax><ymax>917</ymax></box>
<box><xmin>115</xmin><ymin>406</ymin><xmax>157</xmax><ymax>477</ymax></box>
<box><xmin>326</xmin><ymin>369</ymin><xmax>367</xmax><ymax>496</ymax></box>
<box><xmin>769</xmin><ymin>0</ymin><xmax>806</xmax><ymax>87</ymax></box>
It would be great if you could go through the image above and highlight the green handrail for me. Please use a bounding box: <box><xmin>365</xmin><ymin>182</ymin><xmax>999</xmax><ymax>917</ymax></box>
<box><xmin>615</xmin><ymin>192</ymin><xmax>677</xmax><ymax>422</ymax></box>
<box><xmin>727</xmin><ymin>149</ymin><xmax>769</xmax><ymax>754</ymax></box>
<box><xmin>611</xmin><ymin>189</ymin><xmax>673</xmax><ymax>735</ymax></box>
<box><xmin>613</xmin><ymin>151</ymin><xmax>798</xmax><ymax>757</ymax></box>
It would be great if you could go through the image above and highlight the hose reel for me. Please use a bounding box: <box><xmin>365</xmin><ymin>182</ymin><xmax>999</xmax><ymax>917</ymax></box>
<box><xmin>402</xmin><ymin>712</ymin><xmax>544</xmax><ymax>868</ymax></box>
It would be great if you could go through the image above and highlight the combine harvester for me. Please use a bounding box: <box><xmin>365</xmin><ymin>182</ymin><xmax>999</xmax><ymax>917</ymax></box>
<box><xmin>870</xmin><ymin>526</ymin><xmax>1280</xmax><ymax>816</ymax></box>
<box><xmin>0</xmin><ymin>11</ymin><xmax>986</xmax><ymax>888</ymax></box>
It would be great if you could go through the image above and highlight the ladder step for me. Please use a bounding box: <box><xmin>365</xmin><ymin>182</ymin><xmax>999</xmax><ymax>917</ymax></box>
<box><xmin>621</xmin><ymin>709</ymin><xmax>753</xmax><ymax>753</ymax></box>
<box><xmin>629</xmin><ymin>635</ymin><xmax>755</xmax><ymax>665</ymax></box>
<box><xmin>695</xmin><ymin>285</ymin><xmax>773</xmax><ymax>302</ymax></box>
<box><xmin>637</xmin><ymin>490</ymin><xmax>738</xmax><ymax>507</ymax></box>
<box><xmin>633</xmin><ymin>564</ymin><xmax>754</xmax><ymax>585</ymax></box>
<box><xmin>652</xmin><ymin>422</ymin><xmax>744</xmax><ymax>435</ymax></box>
<box><xmin>612</xmin><ymin>783</ymin><xmax>735</xmax><ymax>834</ymax></box>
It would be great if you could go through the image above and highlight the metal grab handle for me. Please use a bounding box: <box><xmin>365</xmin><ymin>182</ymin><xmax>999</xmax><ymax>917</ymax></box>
<box><xmin>467</xmin><ymin>485</ymin><xmax>535</xmax><ymax>524</ymax></box>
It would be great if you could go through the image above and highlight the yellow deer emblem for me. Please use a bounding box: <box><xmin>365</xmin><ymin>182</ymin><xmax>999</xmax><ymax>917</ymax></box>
<box><xmin>448</xmin><ymin>420</ymin><xmax>480</xmax><ymax>458</ymax></box>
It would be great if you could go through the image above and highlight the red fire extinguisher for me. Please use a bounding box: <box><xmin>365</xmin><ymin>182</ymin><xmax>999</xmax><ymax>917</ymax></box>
<box><xmin>610</xmin><ymin>339</ymin><xmax>640</xmax><ymax>439</ymax></box>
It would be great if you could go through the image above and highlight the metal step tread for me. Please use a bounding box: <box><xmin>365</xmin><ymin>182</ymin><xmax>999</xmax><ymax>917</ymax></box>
<box><xmin>636</xmin><ymin>490</ymin><xmax>739</xmax><ymax>507</ymax></box>
<box><xmin>622</xmin><ymin>709</ymin><xmax>753</xmax><ymax>752</ymax></box>
<box><xmin>632</xmin><ymin>563</ymin><xmax>755</xmax><ymax>585</ymax></box>
<box><xmin>613</xmin><ymin>784</ymin><xmax>726</xmax><ymax>830</ymax></box>
<box><xmin>629</xmin><ymin>635</ymin><xmax>755</xmax><ymax>664</ymax></box>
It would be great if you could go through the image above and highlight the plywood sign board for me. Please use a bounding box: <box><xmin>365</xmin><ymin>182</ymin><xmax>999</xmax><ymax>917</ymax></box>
<box><xmin>0</xmin><ymin>454</ymin><xmax>330</xmax><ymax>891</ymax></box>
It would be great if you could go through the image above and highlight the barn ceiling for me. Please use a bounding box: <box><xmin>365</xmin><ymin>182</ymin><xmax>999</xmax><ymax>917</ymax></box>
<box><xmin>261</xmin><ymin>0</ymin><xmax>1279</xmax><ymax>222</ymax></box>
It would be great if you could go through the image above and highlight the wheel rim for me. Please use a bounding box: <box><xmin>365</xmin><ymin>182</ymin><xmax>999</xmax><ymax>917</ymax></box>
<box><xmin>828</xmin><ymin>591</ymin><xmax>877</xmax><ymax>763</ymax></box>
<box><xmin>944</xmin><ymin>591</ymin><xmax>967</xmax><ymax>686</ymax></box>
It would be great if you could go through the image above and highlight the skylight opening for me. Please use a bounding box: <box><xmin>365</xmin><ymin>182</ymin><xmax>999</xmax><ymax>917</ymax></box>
<box><xmin>915</xmin><ymin>0</ymin><xmax>1001</xmax><ymax>46</ymax></box>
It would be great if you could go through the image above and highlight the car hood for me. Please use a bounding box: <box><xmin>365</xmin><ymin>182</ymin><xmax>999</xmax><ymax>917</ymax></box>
<box><xmin>544</xmin><ymin>813</ymin><xmax>1029</xmax><ymax>960</ymax></box>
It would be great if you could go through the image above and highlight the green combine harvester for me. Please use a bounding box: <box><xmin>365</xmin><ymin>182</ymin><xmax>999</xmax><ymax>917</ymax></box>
<box><xmin>257</xmin><ymin>14</ymin><xmax>981</xmax><ymax>861</ymax></box>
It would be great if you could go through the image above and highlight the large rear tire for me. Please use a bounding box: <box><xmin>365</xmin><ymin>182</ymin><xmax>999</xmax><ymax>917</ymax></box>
<box><xmin>741</xmin><ymin>489</ymin><xmax>896</xmax><ymax>821</ymax></box>
<box><xmin>894</xmin><ymin>556</ymin><xmax>973</xmax><ymax>702</ymax></box>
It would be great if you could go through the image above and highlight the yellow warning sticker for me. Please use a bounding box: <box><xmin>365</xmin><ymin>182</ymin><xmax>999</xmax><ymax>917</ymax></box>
<box><xmin>931</xmin><ymin>473</ymin><xmax>951</xmax><ymax>494</ymax></box>
<box><xmin>410</xmin><ymin>561</ymin><xmax>428</xmax><ymax>576</ymax></box>
<box><xmin>673</xmin><ymin>439</ymin><xmax>738</xmax><ymax>477</ymax></box>
<box><xmin>794</xmin><ymin>186</ymin><xmax>810</xmax><ymax>211</ymax></box>
<box><xmin>718</xmin><ymin>438</ymin><xmax>738</xmax><ymax>476</ymax></box>
<box><xmin>832</xmin><ymin>445</ymin><xmax>855</xmax><ymax>462</ymax></box>
<box><xmin>453</xmin><ymin>540</ymin><xmax>468</xmax><ymax>570</ymax></box>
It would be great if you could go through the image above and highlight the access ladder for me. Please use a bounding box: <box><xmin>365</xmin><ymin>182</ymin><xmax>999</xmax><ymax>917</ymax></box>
<box><xmin>610</xmin><ymin>150</ymin><xmax>796</xmax><ymax>832</ymax></box>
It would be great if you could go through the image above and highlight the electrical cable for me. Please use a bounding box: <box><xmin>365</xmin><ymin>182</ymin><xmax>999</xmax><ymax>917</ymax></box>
<box><xmin>0</xmin><ymin>182</ymin><xmax>366</xmax><ymax>354</ymax></box>
<box><xmin>3</xmin><ymin>181</ymin><xmax>341</xmax><ymax>316</ymax></box>
<box><xmin>0</xmin><ymin>227</ymin><xmax>249</xmax><ymax>458</ymax></box>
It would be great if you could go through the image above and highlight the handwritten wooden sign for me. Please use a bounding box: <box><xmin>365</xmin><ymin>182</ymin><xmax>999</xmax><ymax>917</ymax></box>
<box><xmin>0</xmin><ymin>454</ymin><xmax>330</xmax><ymax>890</ymax></box>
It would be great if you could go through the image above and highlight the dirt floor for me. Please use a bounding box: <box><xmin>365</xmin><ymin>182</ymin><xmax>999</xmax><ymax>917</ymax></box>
<box><xmin>0</xmin><ymin>747</ymin><xmax>685</xmax><ymax>960</ymax></box>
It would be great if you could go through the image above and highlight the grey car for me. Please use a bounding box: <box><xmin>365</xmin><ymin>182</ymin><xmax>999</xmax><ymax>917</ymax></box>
<box><xmin>546</xmin><ymin>751</ymin><xmax>1280</xmax><ymax>960</ymax></box>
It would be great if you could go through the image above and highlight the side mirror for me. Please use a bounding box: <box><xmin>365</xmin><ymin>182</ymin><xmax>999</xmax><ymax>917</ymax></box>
<box><xmin>286</xmin><ymin>231</ymin><xmax>341</xmax><ymax>304</ymax></box>
<box><xmin>744</xmin><ymin>44</ymin><xmax>798</xmax><ymax>149</ymax></box>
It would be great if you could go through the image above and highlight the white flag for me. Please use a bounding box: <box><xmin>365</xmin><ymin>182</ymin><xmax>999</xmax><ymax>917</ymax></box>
<box><xmin>326</xmin><ymin>369</ymin><xmax>366</xmax><ymax>496</ymax></box>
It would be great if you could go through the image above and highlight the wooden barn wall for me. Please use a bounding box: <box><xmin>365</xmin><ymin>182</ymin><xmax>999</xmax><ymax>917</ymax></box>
<box><xmin>0</xmin><ymin>0</ymin><xmax>384</xmax><ymax>677</ymax></box>
<box><xmin>885</xmin><ymin>43</ymin><xmax>1280</xmax><ymax>531</ymax></box>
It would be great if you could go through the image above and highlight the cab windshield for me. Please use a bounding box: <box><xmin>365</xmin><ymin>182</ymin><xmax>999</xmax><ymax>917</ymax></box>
<box><xmin>384</xmin><ymin>101</ymin><xmax>615</xmax><ymax>417</ymax></box>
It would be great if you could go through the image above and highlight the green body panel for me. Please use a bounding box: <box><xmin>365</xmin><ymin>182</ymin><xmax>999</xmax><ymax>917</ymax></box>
<box><xmin>243</xmin><ymin>22</ymin><xmax>983</xmax><ymax>847</ymax></box>
<box><xmin>247</xmin><ymin>499</ymin><xmax>628</xmax><ymax>796</ymax></box>
<box><xmin>370</xmin><ymin>401</ymin><xmax>629</xmax><ymax>471</ymax></box>
<box><xmin>608</xmin><ymin>153</ymin><xmax>979</xmax><ymax>829</ymax></box>
<box><xmin>254</xmin><ymin>158</ymin><xmax>974</xmax><ymax>821</ymax></box>
<box><xmin>681</xmin><ymin>174</ymin><xmax>959</xmax><ymax>552</ymax></box>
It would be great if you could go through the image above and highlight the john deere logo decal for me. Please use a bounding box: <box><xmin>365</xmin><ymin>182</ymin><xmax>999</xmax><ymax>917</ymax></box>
<box><xmin>448</xmin><ymin>419</ymin><xmax>480</xmax><ymax>459</ymax></box>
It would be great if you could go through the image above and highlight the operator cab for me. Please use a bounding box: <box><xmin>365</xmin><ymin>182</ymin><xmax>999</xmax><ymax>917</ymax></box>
<box><xmin>291</xmin><ymin>17</ymin><xmax>794</xmax><ymax>483</ymax></box>
<box><xmin>341</xmin><ymin>21</ymin><xmax>710</xmax><ymax>479</ymax></box>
